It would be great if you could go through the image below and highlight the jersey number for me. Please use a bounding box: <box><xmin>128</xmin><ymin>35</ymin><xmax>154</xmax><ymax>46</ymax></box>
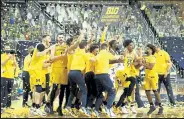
<box><xmin>127</xmin><ymin>59</ymin><xmax>133</xmax><ymax>67</ymax></box>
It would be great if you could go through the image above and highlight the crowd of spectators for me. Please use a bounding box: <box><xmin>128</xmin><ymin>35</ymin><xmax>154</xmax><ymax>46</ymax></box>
<box><xmin>143</xmin><ymin>2</ymin><xmax>184</xmax><ymax>37</ymax></box>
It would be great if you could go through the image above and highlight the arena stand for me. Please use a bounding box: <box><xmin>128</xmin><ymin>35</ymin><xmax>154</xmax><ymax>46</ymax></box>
<box><xmin>140</xmin><ymin>1</ymin><xmax>184</xmax><ymax>37</ymax></box>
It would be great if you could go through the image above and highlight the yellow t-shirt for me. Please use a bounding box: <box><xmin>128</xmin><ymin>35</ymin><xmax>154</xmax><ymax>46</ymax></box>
<box><xmin>154</xmin><ymin>50</ymin><xmax>170</xmax><ymax>74</ymax></box>
<box><xmin>1</xmin><ymin>53</ymin><xmax>16</xmax><ymax>79</ymax></box>
<box><xmin>70</xmin><ymin>48</ymin><xmax>89</xmax><ymax>72</ymax></box>
<box><xmin>95</xmin><ymin>50</ymin><xmax>115</xmax><ymax>74</ymax></box>
<box><xmin>23</xmin><ymin>54</ymin><xmax>32</xmax><ymax>71</ymax></box>
<box><xmin>85</xmin><ymin>53</ymin><xmax>95</xmax><ymax>73</ymax></box>
<box><xmin>144</xmin><ymin>55</ymin><xmax>157</xmax><ymax>77</ymax></box>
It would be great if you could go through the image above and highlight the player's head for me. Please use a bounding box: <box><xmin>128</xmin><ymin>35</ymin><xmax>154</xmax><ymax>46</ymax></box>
<box><xmin>56</xmin><ymin>33</ymin><xmax>65</xmax><ymax>45</ymax></box>
<box><xmin>37</xmin><ymin>44</ymin><xmax>45</xmax><ymax>52</ymax></box>
<box><xmin>100</xmin><ymin>43</ymin><xmax>108</xmax><ymax>50</ymax></box>
<box><xmin>79</xmin><ymin>40</ymin><xmax>88</xmax><ymax>49</ymax></box>
<box><xmin>109</xmin><ymin>40</ymin><xmax>118</xmax><ymax>50</ymax></box>
<box><xmin>89</xmin><ymin>44</ymin><xmax>99</xmax><ymax>56</ymax></box>
<box><xmin>42</xmin><ymin>34</ymin><xmax>51</xmax><ymax>48</ymax></box>
<box><xmin>146</xmin><ymin>44</ymin><xmax>156</xmax><ymax>55</ymax></box>
<box><xmin>154</xmin><ymin>43</ymin><xmax>161</xmax><ymax>52</ymax></box>
<box><xmin>123</xmin><ymin>40</ymin><xmax>134</xmax><ymax>52</ymax></box>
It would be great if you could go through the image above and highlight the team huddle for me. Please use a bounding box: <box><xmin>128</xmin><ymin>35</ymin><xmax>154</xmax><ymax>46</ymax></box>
<box><xmin>1</xmin><ymin>29</ymin><xmax>173</xmax><ymax>118</ymax></box>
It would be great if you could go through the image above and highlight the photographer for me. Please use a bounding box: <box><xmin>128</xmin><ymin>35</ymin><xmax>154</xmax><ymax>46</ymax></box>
<box><xmin>1</xmin><ymin>46</ymin><xmax>20</xmax><ymax>110</ymax></box>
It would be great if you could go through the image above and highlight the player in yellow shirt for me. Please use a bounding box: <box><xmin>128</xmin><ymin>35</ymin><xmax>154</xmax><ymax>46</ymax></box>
<box><xmin>40</xmin><ymin>35</ymin><xmax>52</xmax><ymax>107</ymax></box>
<box><xmin>114</xmin><ymin>40</ymin><xmax>139</xmax><ymax>114</ymax></box>
<box><xmin>114</xmin><ymin>57</ymin><xmax>143</xmax><ymax>114</ymax></box>
<box><xmin>85</xmin><ymin>44</ymin><xmax>99</xmax><ymax>114</ymax></box>
<box><xmin>65</xmin><ymin>37</ymin><xmax>95</xmax><ymax>117</ymax></box>
<box><xmin>154</xmin><ymin>44</ymin><xmax>175</xmax><ymax>106</ymax></box>
<box><xmin>65</xmin><ymin>36</ymin><xmax>83</xmax><ymax>116</ymax></box>
<box><xmin>131</xmin><ymin>47</ymin><xmax>145</xmax><ymax>108</ymax></box>
<box><xmin>1</xmin><ymin>46</ymin><xmax>20</xmax><ymax>110</ymax></box>
<box><xmin>29</xmin><ymin>35</ymin><xmax>52</xmax><ymax>116</ymax></box>
<box><xmin>22</xmin><ymin>46</ymin><xmax>34</xmax><ymax>107</ymax></box>
<box><xmin>48</xmin><ymin>33</ymin><xmax>68</xmax><ymax>115</ymax></box>
<box><xmin>108</xmin><ymin>39</ymin><xmax>123</xmax><ymax>105</ymax></box>
<box><xmin>92</xmin><ymin>43</ymin><xmax>123</xmax><ymax>118</ymax></box>
<box><xmin>142</xmin><ymin>44</ymin><xmax>163</xmax><ymax>115</ymax></box>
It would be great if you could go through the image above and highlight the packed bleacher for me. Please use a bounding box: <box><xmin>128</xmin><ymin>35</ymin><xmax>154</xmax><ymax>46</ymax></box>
<box><xmin>142</xmin><ymin>2</ymin><xmax>184</xmax><ymax>37</ymax></box>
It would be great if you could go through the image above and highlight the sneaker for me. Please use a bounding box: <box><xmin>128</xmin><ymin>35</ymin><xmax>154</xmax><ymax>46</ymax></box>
<box><xmin>29</xmin><ymin>107</ymin><xmax>37</xmax><ymax>116</ymax></box>
<box><xmin>79</xmin><ymin>107</ymin><xmax>90</xmax><ymax>117</ymax></box>
<box><xmin>121</xmin><ymin>106</ymin><xmax>129</xmax><ymax>114</ymax></box>
<box><xmin>86</xmin><ymin>107</ymin><xmax>92</xmax><ymax>116</ymax></box>
<box><xmin>170</xmin><ymin>103</ymin><xmax>176</xmax><ymax>107</ymax></box>
<box><xmin>113</xmin><ymin>107</ymin><xmax>121</xmax><ymax>114</ymax></box>
<box><xmin>49</xmin><ymin>106</ymin><xmax>54</xmax><ymax>114</ymax></box>
<box><xmin>72</xmin><ymin>108</ymin><xmax>78</xmax><ymax>115</ymax></box>
<box><xmin>127</xmin><ymin>96</ymin><xmax>132</xmax><ymax>103</ymax></box>
<box><xmin>147</xmin><ymin>105</ymin><xmax>156</xmax><ymax>115</ymax></box>
<box><xmin>35</xmin><ymin>108</ymin><xmax>47</xmax><ymax>117</ymax></box>
<box><xmin>99</xmin><ymin>106</ymin><xmax>106</xmax><ymax>114</ymax></box>
<box><xmin>57</xmin><ymin>107</ymin><xmax>63</xmax><ymax>116</ymax></box>
<box><xmin>157</xmin><ymin>106</ymin><xmax>163</xmax><ymax>115</ymax></box>
<box><xmin>130</xmin><ymin>106</ymin><xmax>137</xmax><ymax>114</ymax></box>
<box><xmin>65</xmin><ymin>107</ymin><xmax>72</xmax><ymax>114</ymax></box>
<box><xmin>91</xmin><ymin>110</ymin><xmax>99</xmax><ymax>118</ymax></box>
<box><xmin>44</xmin><ymin>105</ymin><xmax>50</xmax><ymax>114</ymax></box>
<box><xmin>109</xmin><ymin>108</ymin><xmax>116</xmax><ymax>117</ymax></box>
<box><xmin>65</xmin><ymin>107</ymin><xmax>78</xmax><ymax>117</ymax></box>
<box><xmin>23</xmin><ymin>103</ymin><xmax>31</xmax><ymax>108</ymax></box>
<box><xmin>104</xmin><ymin>107</ymin><xmax>116</xmax><ymax>117</ymax></box>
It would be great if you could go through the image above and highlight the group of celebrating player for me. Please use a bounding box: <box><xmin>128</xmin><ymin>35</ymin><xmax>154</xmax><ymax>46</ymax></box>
<box><xmin>1</xmin><ymin>28</ymin><xmax>173</xmax><ymax>118</ymax></box>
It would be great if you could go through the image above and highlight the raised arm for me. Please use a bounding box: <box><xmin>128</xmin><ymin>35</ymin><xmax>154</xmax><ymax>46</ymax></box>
<box><xmin>67</xmin><ymin>30</ymin><xmax>85</xmax><ymax>52</ymax></box>
<box><xmin>100</xmin><ymin>25</ymin><xmax>108</xmax><ymax>43</ymax></box>
<box><xmin>36</xmin><ymin>47</ymin><xmax>51</xmax><ymax>57</ymax></box>
<box><xmin>50</xmin><ymin>45</ymin><xmax>66</xmax><ymax>63</ymax></box>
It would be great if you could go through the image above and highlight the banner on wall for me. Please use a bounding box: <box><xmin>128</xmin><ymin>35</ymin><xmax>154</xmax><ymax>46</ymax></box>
<box><xmin>98</xmin><ymin>6</ymin><xmax>123</xmax><ymax>27</ymax></box>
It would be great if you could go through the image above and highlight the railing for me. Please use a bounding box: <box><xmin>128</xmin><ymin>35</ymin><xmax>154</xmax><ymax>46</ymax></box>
<box><xmin>31</xmin><ymin>1</ymin><xmax>65</xmax><ymax>39</ymax></box>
